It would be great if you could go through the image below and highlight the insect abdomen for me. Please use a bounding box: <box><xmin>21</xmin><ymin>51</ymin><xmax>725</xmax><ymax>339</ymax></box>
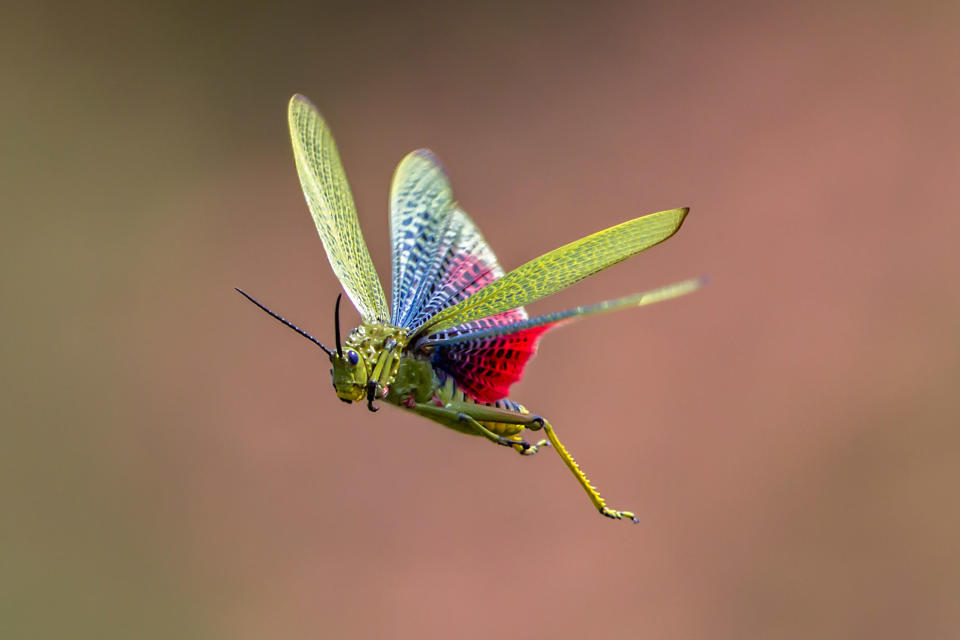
<box><xmin>448</xmin><ymin>377</ymin><xmax>528</xmax><ymax>437</ymax></box>
<box><xmin>479</xmin><ymin>404</ymin><xmax>528</xmax><ymax>438</ymax></box>
<box><xmin>401</xmin><ymin>366</ymin><xmax>531</xmax><ymax>438</ymax></box>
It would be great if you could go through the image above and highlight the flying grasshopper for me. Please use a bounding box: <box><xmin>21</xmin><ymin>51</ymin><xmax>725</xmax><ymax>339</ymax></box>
<box><xmin>238</xmin><ymin>94</ymin><xmax>703</xmax><ymax>522</ymax></box>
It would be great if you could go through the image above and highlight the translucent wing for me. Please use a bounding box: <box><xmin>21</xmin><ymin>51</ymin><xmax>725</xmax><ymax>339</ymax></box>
<box><xmin>391</xmin><ymin>189</ymin><xmax>536</xmax><ymax>400</ymax></box>
<box><xmin>422</xmin><ymin>277</ymin><xmax>706</xmax><ymax>348</ymax></box>
<box><xmin>389</xmin><ymin>150</ymin><xmax>455</xmax><ymax>326</ymax></box>
<box><xmin>421</xmin><ymin>278</ymin><xmax>704</xmax><ymax>402</ymax></box>
<box><xmin>407</xmin><ymin>207</ymin><xmax>519</xmax><ymax>330</ymax></box>
<box><xmin>414</xmin><ymin>208</ymin><xmax>689</xmax><ymax>337</ymax></box>
<box><xmin>288</xmin><ymin>94</ymin><xmax>388</xmax><ymax>322</ymax></box>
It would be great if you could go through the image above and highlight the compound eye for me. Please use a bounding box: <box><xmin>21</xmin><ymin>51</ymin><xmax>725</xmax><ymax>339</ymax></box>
<box><xmin>347</xmin><ymin>350</ymin><xmax>360</xmax><ymax>366</ymax></box>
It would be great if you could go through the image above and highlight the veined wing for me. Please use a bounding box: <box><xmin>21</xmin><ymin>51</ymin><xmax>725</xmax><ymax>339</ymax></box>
<box><xmin>407</xmin><ymin>206</ymin><xmax>521</xmax><ymax>330</ymax></box>
<box><xmin>420</xmin><ymin>277</ymin><xmax>703</xmax><ymax>402</ymax></box>
<box><xmin>414</xmin><ymin>208</ymin><xmax>689</xmax><ymax>336</ymax></box>
<box><xmin>422</xmin><ymin>277</ymin><xmax>705</xmax><ymax>347</ymax></box>
<box><xmin>389</xmin><ymin>150</ymin><xmax>455</xmax><ymax>326</ymax></box>
<box><xmin>387</xmin><ymin>151</ymin><xmax>521</xmax><ymax>331</ymax></box>
<box><xmin>288</xmin><ymin>94</ymin><xmax>388</xmax><ymax>322</ymax></box>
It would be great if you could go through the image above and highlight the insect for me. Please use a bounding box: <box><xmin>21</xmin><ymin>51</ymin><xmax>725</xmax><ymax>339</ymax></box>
<box><xmin>238</xmin><ymin>94</ymin><xmax>703</xmax><ymax>522</ymax></box>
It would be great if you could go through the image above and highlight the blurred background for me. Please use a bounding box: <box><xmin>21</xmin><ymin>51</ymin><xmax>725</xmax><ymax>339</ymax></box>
<box><xmin>3</xmin><ymin>1</ymin><xmax>959</xmax><ymax>638</ymax></box>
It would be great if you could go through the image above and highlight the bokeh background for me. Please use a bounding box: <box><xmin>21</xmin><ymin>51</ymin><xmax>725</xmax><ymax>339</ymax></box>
<box><xmin>4</xmin><ymin>1</ymin><xmax>959</xmax><ymax>638</ymax></box>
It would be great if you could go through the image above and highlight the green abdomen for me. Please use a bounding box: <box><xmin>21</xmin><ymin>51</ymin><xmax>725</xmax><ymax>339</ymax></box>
<box><xmin>386</xmin><ymin>354</ymin><xmax>528</xmax><ymax>437</ymax></box>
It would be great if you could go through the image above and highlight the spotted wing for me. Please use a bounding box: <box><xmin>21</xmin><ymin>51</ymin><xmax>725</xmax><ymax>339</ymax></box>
<box><xmin>288</xmin><ymin>94</ymin><xmax>388</xmax><ymax>323</ymax></box>
<box><xmin>389</xmin><ymin>150</ymin><xmax>456</xmax><ymax>327</ymax></box>
<box><xmin>402</xmin><ymin>206</ymin><xmax>537</xmax><ymax>402</ymax></box>
<box><xmin>428</xmin><ymin>322</ymin><xmax>550</xmax><ymax>402</ymax></box>
<box><xmin>406</xmin><ymin>207</ymin><xmax>523</xmax><ymax>330</ymax></box>
<box><xmin>423</xmin><ymin>278</ymin><xmax>704</xmax><ymax>402</ymax></box>
<box><xmin>393</xmin><ymin>195</ymin><xmax>539</xmax><ymax>400</ymax></box>
<box><xmin>414</xmin><ymin>208</ymin><xmax>689</xmax><ymax>336</ymax></box>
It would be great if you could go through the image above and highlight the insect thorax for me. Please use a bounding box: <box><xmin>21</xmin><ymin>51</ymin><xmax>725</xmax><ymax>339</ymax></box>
<box><xmin>344</xmin><ymin>322</ymin><xmax>410</xmax><ymax>380</ymax></box>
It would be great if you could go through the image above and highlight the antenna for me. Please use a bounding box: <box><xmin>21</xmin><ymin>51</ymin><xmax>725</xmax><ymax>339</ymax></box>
<box><xmin>334</xmin><ymin>293</ymin><xmax>344</xmax><ymax>358</ymax></box>
<box><xmin>235</xmin><ymin>288</ymin><xmax>332</xmax><ymax>357</ymax></box>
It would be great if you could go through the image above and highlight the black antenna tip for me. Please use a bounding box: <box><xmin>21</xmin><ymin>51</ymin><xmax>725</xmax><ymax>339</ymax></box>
<box><xmin>236</xmin><ymin>287</ymin><xmax>333</xmax><ymax>357</ymax></box>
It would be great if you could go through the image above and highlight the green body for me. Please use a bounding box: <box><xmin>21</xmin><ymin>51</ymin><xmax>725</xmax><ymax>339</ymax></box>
<box><xmin>389</xmin><ymin>354</ymin><xmax>528</xmax><ymax>438</ymax></box>
<box><xmin>335</xmin><ymin>321</ymin><xmax>529</xmax><ymax>439</ymax></box>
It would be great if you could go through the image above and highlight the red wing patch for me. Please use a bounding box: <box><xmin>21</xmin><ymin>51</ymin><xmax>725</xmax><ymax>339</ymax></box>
<box><xmin>433</xmin><ymin>321</ymin><xmax>554</xmax><ymax>402</ymax></box>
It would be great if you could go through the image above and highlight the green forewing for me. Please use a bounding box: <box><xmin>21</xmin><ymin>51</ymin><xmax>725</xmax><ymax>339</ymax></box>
<box><xmin>422</xmin><ymin>277</ymin><xmax>705</xmax><ymax>346</ymax></box>
<box><xmin>288</xmin><ymin>95</ymin><xmax>388</xmax><ymax>323</ymax></box>
<box><xmin>416</xmin><ymin>208</ymin><xmax>689</xmax><ymax>336</ymax></box>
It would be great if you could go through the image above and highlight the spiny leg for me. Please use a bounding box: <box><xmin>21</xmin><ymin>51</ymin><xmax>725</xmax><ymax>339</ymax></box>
<box><xmin>415</xmin><ymin>402</ymin><xmax>634</xmax><ymax>522</ymax></box>
<box><xmin>538</xmin><ymin>418</ymin><xmax>639</xmax><ymax>523</ymax></box>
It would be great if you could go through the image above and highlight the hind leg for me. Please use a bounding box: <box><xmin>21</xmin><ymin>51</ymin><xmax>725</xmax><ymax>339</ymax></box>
<box><xmin>413</xmin><ymin>402</ymin><xmax>636</xmax><ymax>522</ymax></box>
<box><xmin>537</xmin><ymin>417</ymin><xmax>638</xmax><ymax>523</ymax></box>
<box><xmin>412</xmin><ymin>402</ymin><xmax>547</xmax><ymax>455</ymax></box>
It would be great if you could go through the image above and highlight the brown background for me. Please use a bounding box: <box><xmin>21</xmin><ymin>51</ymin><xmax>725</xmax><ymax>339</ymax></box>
<box><xmin>4</xmin><ymin>1</ymin><xmax>959</xmax><ymax>638</ymax></box>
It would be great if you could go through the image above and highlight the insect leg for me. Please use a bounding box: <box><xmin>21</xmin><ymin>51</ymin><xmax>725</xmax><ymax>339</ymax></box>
<box><xmin>455</xmin><ymin>413</ymin><xmax>552</xmax><ymax>455</ymax></box>
<box><xmin>367</xmin><ymin>343</ymin><xmax>399</xmax><ymax>412</ymax></box>
<box><xmin>537</xmin><ymin>418</ymin><xmax>639</xmax><ymax>523</ymax></box>
<box><xmin>505</xmin><ymin>434</ymin><xmax>550</xmax><ymax>456</ymax></box>
<box><xmin>412</xmin><ymin>403</ymin><xmax>548</xmax><ymax>455</ymax></box>
<box><xmin>414</xmin><ymin>404</ymin><xmax>531</xmax><ymax>449</ymax></box>
<box><xmin>414</xmin><ymin>402</ymin><xmax>634</xmax><ymax>521</ymax></box>
<box><xmin>438</xmin><ymin>402</ymin><xmax>549</xmax><ymax>454</ymax></box>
